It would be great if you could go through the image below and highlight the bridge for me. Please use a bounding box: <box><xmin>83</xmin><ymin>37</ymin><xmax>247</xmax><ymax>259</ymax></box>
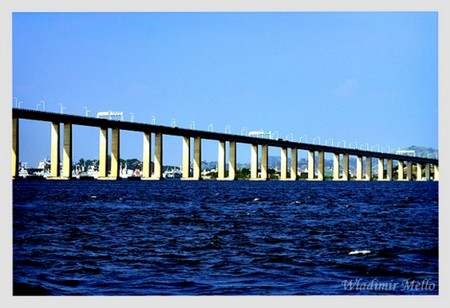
<box><xmin>11</xmin><ymin>108</ymin><xmax>439</xmax><ymax>181</ymax></box>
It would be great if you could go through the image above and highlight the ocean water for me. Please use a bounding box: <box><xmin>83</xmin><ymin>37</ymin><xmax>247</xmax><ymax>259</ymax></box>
<box><xmin>13</xmin><ymin>180</ymin><xmax>438</xmax><ymax>295</ymax></box>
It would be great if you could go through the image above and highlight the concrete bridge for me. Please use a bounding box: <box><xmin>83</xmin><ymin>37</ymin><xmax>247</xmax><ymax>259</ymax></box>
<box><xmin>11</xmin><ymin>108</ymin><xmax>439</xmax><ymax>181</ymax></box>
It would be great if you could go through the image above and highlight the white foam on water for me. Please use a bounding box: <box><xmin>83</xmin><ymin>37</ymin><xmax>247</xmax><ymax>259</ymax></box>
<box><xmin>348</xmin><ymin>250</ymin><xmax>371</xmax><ymax>255</ymax></box>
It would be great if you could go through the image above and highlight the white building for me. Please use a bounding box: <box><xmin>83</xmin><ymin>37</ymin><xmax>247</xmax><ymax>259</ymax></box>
<box><xmin>396</xmin><ymin>150</ymin><xmax>416</xmax><ymax>157</ymax></box>
<box><xmin>248</xmin><ymin>130</ymin><xmax>272</xmax><ymax>139</ymax></box>
<box><xmin>96</xmin><ymin>111</ymin><xmax>124</xmax><ymax>121</ymax></box>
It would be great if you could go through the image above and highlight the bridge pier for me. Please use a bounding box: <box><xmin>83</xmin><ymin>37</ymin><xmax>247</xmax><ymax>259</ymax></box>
<box><xmin>356</xmin><ymin>156</ymin><xmax>363</xmax><ymax>180</ymax></box>
<box><xmin>406</xmin><ymin>162</ymin><xmax>412</xmax><ymax>181</ymax></box>
<box><xmin>308</xmin><ymin>151</ymin><xmax>324</xmax><ymax>180</ymax></box>
<box><xmin>365</xmin><ymin>157</ymin><xmax>372</xmax><ymax>180</ymax></box>
<box><xmin>398</xmin><ymin>161</ymin><xmax>405</xmax><ymax>180</ymax></box>
<box><xmin>342</xmin><ymin>153</ymin><xmax>349</xmax><ymax>180</ymax></box>
<box><xmin>261</xmin><ymin>144</ymin><xmax>269</xmax><ymax>180</ymax></box>
<box><xmin>308</xmin><ymin>150</ymin><xmax>315</xmax><ymax>180</ymax></box>
<box><xmin>182</xmin><ymin>136</ymin><xmax>201</xmax><ymax>180</ymax></box>
<box><xmin>182</xmin><ymin>136</ymin><xmax>191</xmax><ymax>179</ymax></box>
<box><xmin>49</xmin><ymin>122</ymin><xmax>60</xmax><ymax>178</ymax></box>
<box><xmin>98</xmin><ymin>127</ymin><xmax>108</xmax><ymax>178</ymax></box>
<box><xmin>290</xmin><ymin>148</ymin><xmax>298</xmax><ymax>180</ymax></box>
<box><xmin>217</xmin><ymin>141</ymin><xmax>226</xmax><ymax>179</ymax></box>
<box><xmin>250</xmin><ymin>144</ymin><xmax>268</xmax><ymax>180</ymax></box>
<box><xmin>280</xmin><ymin>147</ymin><xmax>288</xmax><ymax>180</ymax></box>
<box><xmin>218</xmin><ymin>141</ymin><xmax>237</xmax><ymax>180</ymax></box>
<box><xmin>424</xmin><ymin>163</ymin><xmax>430</xmax><ymax>181</ymax></box>
<box><xmin>61</xmin><ymin>123</ymin><xmax>72</xmax><ymax>179</ymax></box>
<box><xmin>153</xmin><ymin>133</ymin><xmax>163</xmax><ymax>179</ymax></box>
<box><xmin>333</xmin><ymin>153</ymin><xmax>340</xmax><ymax>180</ymax></box>
<box><xmin>12</xmin><ymin>117</ymin><xmax>19</xmax><ymax>178</ymax></box>
<box><xmin>142</xmin><ymin>132</ymin><xmax>163</xmax><ymax>180</ymax></box>
<box><xmin>109</xmin><ymin>128</ymin><xmax>120</xmax><ymax>179</ymax></box>
<box><xmin>317</xmin><ymin>151</ymin><xmax>325</xmax><ymax>180</ymax></box>
<box><xmin>193</xmin><ymin>137</ymin><xmax>202</xmax><ymax>180</ymax></box>
<box><xmin>416</xmin><ymin>163</ymin><xmax>423</xmax><ymax>181</ymax></box>
<box><xmin>142</xmin><ymin>132</ymin><xmax>152</xmax><ymax>178</ymax></box>
<box><xmin>377</xmin><ymin>158</ymin><xmax>384</xmax><ymax>181</ymax></box>
<box><xmin>228</xmin><ymin>141</ymin><xmax>237</xmax><ymax>180</ymax></box>
<box><xmin>250</xmin><ymin>144</ymin><xmax>258</xmax><ymax>180</ymax></box>
<box><xmin>386</xmin><ymin>159</ymin><xmax>393</xmax><ymax>181</ymax></box>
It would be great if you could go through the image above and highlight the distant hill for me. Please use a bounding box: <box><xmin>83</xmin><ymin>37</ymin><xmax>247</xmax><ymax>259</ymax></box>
<box><xmin>402</xmin><ymin>146</ymin><xmax>438</xmax><ymax>159</ymax></box>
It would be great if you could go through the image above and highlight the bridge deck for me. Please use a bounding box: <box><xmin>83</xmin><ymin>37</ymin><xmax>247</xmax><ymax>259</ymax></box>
<box><xmin>12</xmin><ymin>108</ymin><xmax>438</xmax><ymax>165</ymax></box>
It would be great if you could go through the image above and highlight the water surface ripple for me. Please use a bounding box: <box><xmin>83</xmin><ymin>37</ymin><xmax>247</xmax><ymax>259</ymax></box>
<box><xmin>13</xmin><ymin>180</ymin><xmax>438</xmax><ymax>295</ymax></box>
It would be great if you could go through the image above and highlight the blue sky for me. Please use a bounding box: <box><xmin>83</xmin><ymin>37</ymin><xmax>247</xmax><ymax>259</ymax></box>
<box><xmin>13</xmin><ymin>12</ymin><xmax>438</xmax><ymax>166</ymax></box>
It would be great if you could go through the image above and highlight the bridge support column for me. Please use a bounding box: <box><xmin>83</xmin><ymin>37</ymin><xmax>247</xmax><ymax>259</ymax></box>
<box><xmin>12</xmin><ymin>117</ymin><xmax>19</xmax><ymax>178</ymax></box>
<box><xmin>356</xmin><ymin>156</ymin><xmax>363</xmax><ymax>180</ymax></box>
<box><xmin>434</xmin><ymin>165</ymin><xmax>439</xmax><ymax>181</ymax></box>
<box><xmin>250</xmin><ymin>144</ymin><xmax>258</xmax><ymax>180</ymax></box>
<box><xmin>365</xmin><ymin>157</ymin><xmax>372</xmax><ymax>181</ymax></box>
<box><xmin>142</xmin><ymin>132</ymin><xmax>151</xmax><ymax>178</ymax></box>
<box><xmin>290</xmin><ymin>148</ymin><xmax>298</xmax><ymax>180</ymax></box>
<box><xmin>424</xmin><ymin>163</ymin><xmax>430</xmax><ymax>181</ymax></box>
<box><xmin>377</xmin><ymin>158</ymin><xmax>384</xmax><ymax>181</ymax></box>
<box><xmin>280</xmin><ymin>147</ymin><xmax>288</xmax><ymax>180</ymax></box>
<box><xmin>110</xmin><ymin>128</ymin><xmax>120</xmax><ymax>179</ymax></box>
<box><xmin>228</xmin><ymin>141</ymin><xmax>237</xmax><ymax>180</ymax></box>
<box><xmin>386</xmin><ymin>159</ymin><xmax>393</xmax><ymax>181</ymax></box>
<box><xmin>317</xmin><ymin>151</ymin><xmax>324</xmax><ymax>181</ymax></box>
<box><xmin>398</xmin><ymin>161</ymin><xmax>404</xmax><ymax>180</ymax></box>
<box><xmin>406</xmin><ymin>162</ymin><xmax>412</xmax><ymax>181</ymax></box>
<box><xmin>182</xmin><ymin>136</ymin><xmax>191</xmax><ymax>179</ymax></box>
<box><xmin>98</xmin><ymin>127</ymin><xmax>108</xmax><ymax>178</ymax></box>
<box><xmin>416</xmin><ymin>163</ymin><xmax>423</xmax><ymax>181</ymax></box>
<box><xmin>50</xmin><ymin>122</ymin><xmax>60</xmax><ymax>178</ymax></box>
<box><xmin>62</xmin><ymin>123</ymin><xmax>72</xmax><ymax>179</ymax></box>
<box><xmin>342</xmin><ymin>153</ymin><xmax>349</xmax><ymax>180</ymax></box>
<box><xmin>333</xmin><ymin>153</ymin><xmax>340</xmax><ymax>180</ymax></box>
<box><xmin>261</xmin><ymin>144</ymin><xmax>268</xmax><ymax>180</ymax></box>
<box><xmin>193</xmin><ymin>137</ymin><xmax>202</xmax><ymax>180</ymax></box>
<box><xmin>218</xmin><ymin>141</ymin><xmax>226</xmax><ymax>179</ymax></box>
<box><xmin>153</xmin><ymin>133</ymin><xmax>163</xmax><ymax>179</ymax></box>
<box><xmin>308</xmin><ymin>150</ymin><xmax>315</xmax><ymax>180</ymax></box>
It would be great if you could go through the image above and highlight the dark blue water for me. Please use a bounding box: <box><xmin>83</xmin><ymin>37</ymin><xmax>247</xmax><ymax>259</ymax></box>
<box><xmin>13</xmin><ymin>180</ymin><xmax>438</xmax><ymax>295</ymax></box>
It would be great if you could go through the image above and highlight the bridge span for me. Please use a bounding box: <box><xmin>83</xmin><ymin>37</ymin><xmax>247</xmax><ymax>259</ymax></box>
<box><xmin>12</xmin><ymin>108</ymin><xmax>439</xmax><ymax>181</ymax></box>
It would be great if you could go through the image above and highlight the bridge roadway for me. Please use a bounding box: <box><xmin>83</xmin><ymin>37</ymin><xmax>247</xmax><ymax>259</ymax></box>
<box><xmin>11</xmin><ymin>108</ymin><xmax>438</xmax><ymax>181</ymax></box>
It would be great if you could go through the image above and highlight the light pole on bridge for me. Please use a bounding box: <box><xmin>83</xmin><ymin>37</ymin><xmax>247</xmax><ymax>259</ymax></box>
<box><xmin>59</xmin><ymin>103</ymin><xmax>66</xmax><ymax>114</ymax></box>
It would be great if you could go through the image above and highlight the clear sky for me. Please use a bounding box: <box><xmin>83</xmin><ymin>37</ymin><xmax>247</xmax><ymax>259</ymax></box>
<box><xmin>13</xmin><ymin>12</ymin><xmax>438</xmax><ymax>167</ymax></box>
